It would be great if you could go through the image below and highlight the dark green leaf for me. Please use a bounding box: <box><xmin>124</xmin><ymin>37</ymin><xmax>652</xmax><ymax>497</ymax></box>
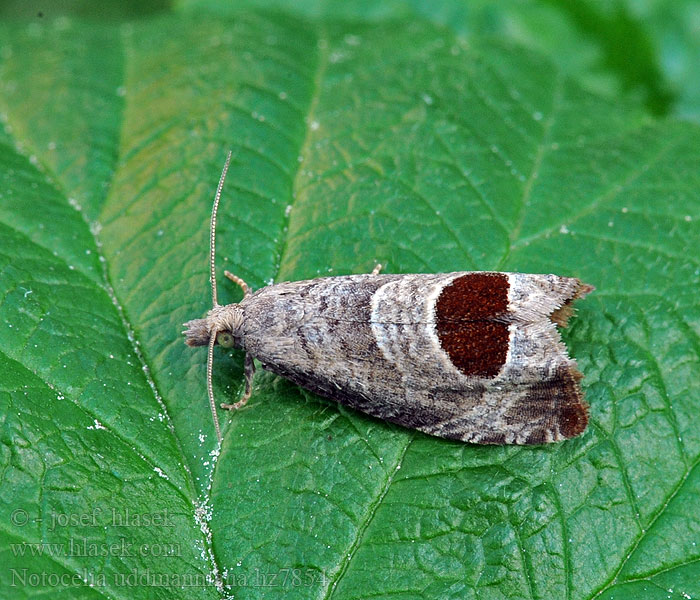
<box><xmin>1</xmin><ymin>6</ymin><xmax>698</xmax><ymax>600</ymax></box>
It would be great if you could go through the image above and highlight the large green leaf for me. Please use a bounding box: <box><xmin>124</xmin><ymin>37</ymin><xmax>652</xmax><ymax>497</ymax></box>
<box><xmin>1</xmin><ymin>6</ymin><xmax>699</xmax><ymax>600</ymax></box>
<box><xmin>183</xmin><ymin>0</ymin><xmax>700</xmax><ymax>119</ymax></box>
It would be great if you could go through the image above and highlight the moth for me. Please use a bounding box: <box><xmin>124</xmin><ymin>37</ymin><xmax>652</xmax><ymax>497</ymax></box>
<box><xmin>184</xmin><ymin>152</ymin><xmax>593</xmax><ymax>444</ymax></box>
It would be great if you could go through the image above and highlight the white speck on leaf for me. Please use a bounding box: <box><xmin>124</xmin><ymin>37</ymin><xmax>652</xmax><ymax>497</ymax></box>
<box><xmin>329</xmin><ymin>51</ymin><xmax>345</xmax><ymax>63</ymax></box>
<box><xmin>153</xmin><ymin>467</ymin><xmax>168</xmax><ymax>480</ymax></box>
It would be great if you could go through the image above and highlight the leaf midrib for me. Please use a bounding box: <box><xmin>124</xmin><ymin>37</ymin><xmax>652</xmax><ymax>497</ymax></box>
<box><xmin>0</xmin><ymin>26</ymin><xmax>224</xmax><ymax>596</ymax></box>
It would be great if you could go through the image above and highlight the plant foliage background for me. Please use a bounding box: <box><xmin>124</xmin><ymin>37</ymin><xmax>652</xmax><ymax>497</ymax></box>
<box><xmin>0</xmin><ymin>1</ymin><xmax>699</xmax><ymax>599</ymax></box>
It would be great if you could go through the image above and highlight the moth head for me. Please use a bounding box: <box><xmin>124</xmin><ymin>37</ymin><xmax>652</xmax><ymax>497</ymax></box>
<box><xmin>183</xmin><ymin>304</ymin><xmax>245</xmax><ymax>347</ymax></box>
<box><xmin>182</xmin><ymin>301</ymin><xmax>246</xmax><ymax>444</ymax></box>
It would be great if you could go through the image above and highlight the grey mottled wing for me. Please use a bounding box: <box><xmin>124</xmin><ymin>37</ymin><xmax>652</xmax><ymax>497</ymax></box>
<box><xmin>239</xmin><ymin>272</ymin><xmax>590</xmax><ymax>445</ymax></box>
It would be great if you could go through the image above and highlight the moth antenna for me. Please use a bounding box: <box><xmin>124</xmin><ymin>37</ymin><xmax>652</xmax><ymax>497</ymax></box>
<box><xmin>206</xmin><ymin>151</ymin><xmax>232</xmax><ymax>443</ymax></box>
<box><xmin>210</xmin><ymin>150</ymin><xmax>233</xmax><ymax>308</ymax></box>
<box><xmin>207</xmin><ymin>332</ymin><xmax>223</xmax><ymax>443</ymax></box>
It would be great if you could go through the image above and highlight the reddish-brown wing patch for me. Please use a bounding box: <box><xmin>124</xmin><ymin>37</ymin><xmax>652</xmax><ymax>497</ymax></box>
<box><xmin>517</xmin><ymin>365</ymin><xmax>588</xmax><ymax>444</ymax></box>
<box><xmin>435</xmin><ymin>273</ymin><xmax>509</xmax><ymax>377</ymax></box>
<box><xmin>553</xmin><ymin>366</ymin><xmax>588</xmax><ymax>439</ymax></box>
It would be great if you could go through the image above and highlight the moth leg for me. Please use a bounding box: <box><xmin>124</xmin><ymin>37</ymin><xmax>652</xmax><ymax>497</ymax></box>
<box><xmin>221</xmin><ymin>353</ymin><xmax>255</xmax><ymax>410</ymax></box>
<box><xmin>370</xmin><ymin>263</ymin><xmax>383</xmax><ymax>276</ymax></box>
<box><xmin>224</xmin><ymin>270</ymin><xmax>251</xmax><ymax>299</ymax></box>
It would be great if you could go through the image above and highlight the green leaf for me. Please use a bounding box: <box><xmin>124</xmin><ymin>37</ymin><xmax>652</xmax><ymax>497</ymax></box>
<box><xmin>1</xmin><ymin>6</ymin><xmax>699</xmax><ymax>600</ymax></box>
<box><xmin>186</xmin><ymin>0</ymin><xmax>700</xmax><ymax>120</ymax></box>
